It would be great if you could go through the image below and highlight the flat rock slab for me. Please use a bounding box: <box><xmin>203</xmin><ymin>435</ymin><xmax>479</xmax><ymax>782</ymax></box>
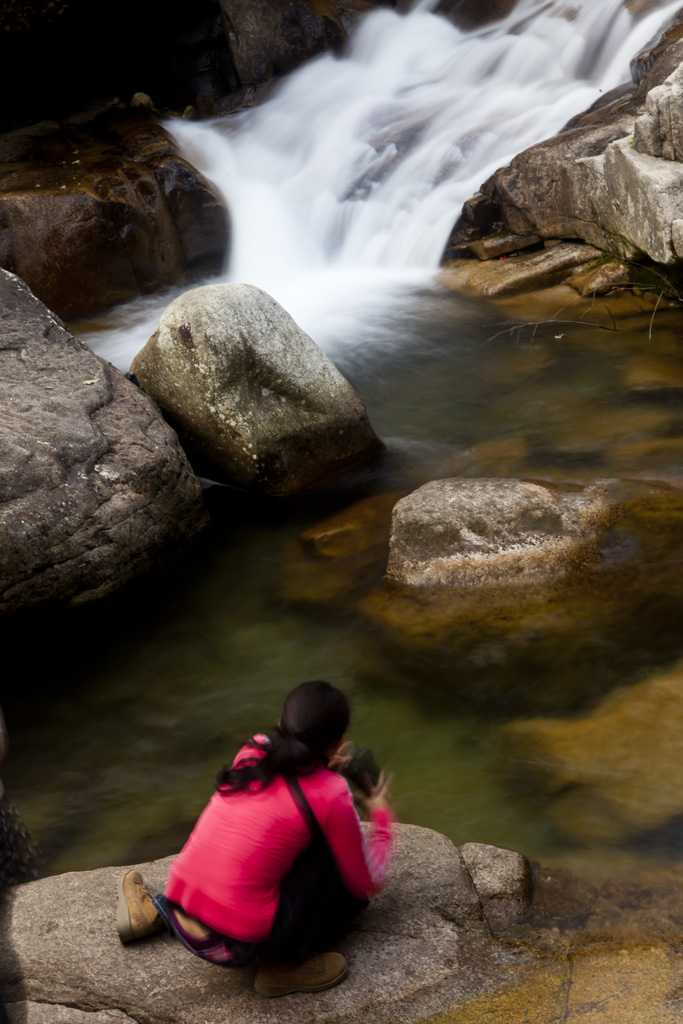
<box><xmin>0</xmin><ymin>269</ymin><xmax>207</xmax><ymax>613</ymax></box>
<box><xmin>0</xmin><ymin>827</ymin><xmax>535</xmax><ymax>1024</ymax></box>
<box><xmin>440</xmin><ymin>243</ymin><xmax>600</xmax><ymax>297</ymax></box>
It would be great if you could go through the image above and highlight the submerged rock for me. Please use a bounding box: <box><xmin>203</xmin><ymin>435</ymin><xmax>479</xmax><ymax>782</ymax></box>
<box><xmin>130</xmin><ymin>283</ymin><xmax>382</xmax><ymax>496</ymax></box>
<box><xmin>385</xmin><ymin>478</ymin><xmax>622</xmax><ymax>590</ymax></box>
<box><xmin>498</xmin><ymin>658</ymin><xmax>683</xmax><ymax>843</ymax></box>
<box><xmin>0</xmin><ymin>270</ymin><xmax>207</xmax><ymax>614</ymax></box>
<box><xmin>435</xmin><ymin>0</ymin><xmax>518</xmax><ymax>30</ymax></box>
<box><xmin>280</xmin><ymin>491</ymin><xmax>400</xmax><ymax>606</ymax></box>
<box><xmin>0</xmin><ymin>111</ymin><xmax>228</xmax><ymax>319</ymax></box>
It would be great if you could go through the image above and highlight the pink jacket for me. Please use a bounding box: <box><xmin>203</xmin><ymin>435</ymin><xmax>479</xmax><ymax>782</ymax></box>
<box><xmin>165</xmin><ymin>740</ymin><xmax>394</xmax><ymax>942</ymax></box>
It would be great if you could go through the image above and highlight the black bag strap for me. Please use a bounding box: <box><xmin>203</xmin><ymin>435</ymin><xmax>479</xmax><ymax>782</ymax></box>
<box><xmin>285</xmin><ymin>774</ymin><xmax>324</xmax><ymax>842</ymax></box>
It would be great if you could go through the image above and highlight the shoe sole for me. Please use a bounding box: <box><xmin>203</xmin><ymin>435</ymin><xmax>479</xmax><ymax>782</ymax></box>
<box><xmin>254</xmin><ymin>961</ymin><xmax>349</xmax><ymax>998</ymax></box>
<box><xmin>116</xmin><ymin>869</ymin><xmax>141</xmax><ymax>943</ymax></box>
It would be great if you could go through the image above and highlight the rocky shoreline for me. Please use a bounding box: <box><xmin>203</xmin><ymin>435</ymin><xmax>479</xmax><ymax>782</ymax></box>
<box><xmin>5</xmin><ymin>826</ymin><xmax>683</xmax><ymax>1023</ymax></box>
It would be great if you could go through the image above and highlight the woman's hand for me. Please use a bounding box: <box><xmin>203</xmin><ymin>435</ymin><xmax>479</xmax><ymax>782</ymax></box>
<box><xmin>359</xmin><ymin>770</ymin><xmax>393</xmax><ymax>814</ymax></box>
<box><xmin>327</xmin><ymin>740</ymin><xmax>352</xmax><ymax>774</ymax></box>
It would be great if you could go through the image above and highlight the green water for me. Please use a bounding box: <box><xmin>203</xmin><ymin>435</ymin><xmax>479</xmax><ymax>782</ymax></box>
<box><xmin>3</xmin><ymin>283</ymin><xmax>683</xmax><ymax>884</ymax></box>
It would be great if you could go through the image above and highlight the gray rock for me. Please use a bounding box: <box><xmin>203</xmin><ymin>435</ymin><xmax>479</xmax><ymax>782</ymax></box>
<box><xmin>0</xmin><ymin>826</ymin><xmax>523</xmax><ymax>1024</ymax></box>
<box><xmin>130</xmin><ymin>283</ymin><xmax>382</xmax><ymax>496</ymax></box>
<box><xmin>8</xmin><ymin>1006</ymin><xmax>136</xmax><ymax>1024</ymax></box>
<box><xmin>0</xmin><ymin>270</ymin><xmax>207</xmax><ymax>614</ymax></box>
<box><xmin>444</xmin><ymin>24</ymin><xmax>683</xmax><ymax>270</ymax></box>
<box><xmin>460</xmin><ymin>843</ymin><xmax>532</xmax><ymax>933</ymax></box>
<box><xmin>386</xmin><ymin>478</ymin><xmax>622</xmax><ymax>590</ymax></box>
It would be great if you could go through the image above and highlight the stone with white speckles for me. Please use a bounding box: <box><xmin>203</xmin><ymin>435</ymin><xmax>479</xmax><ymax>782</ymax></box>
<box><xmin>0</xmin><ymin>269</ymin><xmax>207</xmax><ymax>614</ymax></box>
<box><xmin>130</xmin><ymin>283</ymin><xmax>382</xmax><ymax>495</ymax></box>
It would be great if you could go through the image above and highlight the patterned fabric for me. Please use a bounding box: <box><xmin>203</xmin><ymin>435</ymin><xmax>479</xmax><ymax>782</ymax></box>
<box><xmin>152</xmin><ymin>894</ymin><xmax>256</xmax><ymax>968</ymax></box>
<box><xmin>0</xmin><ymin>793</ymin><xmax>38</xmax><ymax>889</ymax></box>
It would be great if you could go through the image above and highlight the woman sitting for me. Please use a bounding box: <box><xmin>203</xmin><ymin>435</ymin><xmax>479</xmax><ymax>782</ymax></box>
<box><xmin>116</xmin><ymin>680</ymin><xmax>394</xmax><ymax>997</ymax></box>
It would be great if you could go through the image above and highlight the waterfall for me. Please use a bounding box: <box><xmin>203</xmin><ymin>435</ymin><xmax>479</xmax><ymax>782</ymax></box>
<box><xmin>85</xmin><ymin>0</ymin><xmax>683</xmax><ymax>366</ymax></box>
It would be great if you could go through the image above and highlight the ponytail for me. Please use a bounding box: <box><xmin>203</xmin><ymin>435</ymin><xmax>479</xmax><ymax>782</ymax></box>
<box><xmin>216</xmin><ymin>681</ymin><xmax>350</xmax><ymax>794</ymax></box>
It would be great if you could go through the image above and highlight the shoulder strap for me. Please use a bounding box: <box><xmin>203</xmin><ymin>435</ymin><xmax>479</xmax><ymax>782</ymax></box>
<box><xmin>285</xmin><ymin>775</ymin><xmax>324</xmax><ymax>842</ymax></box>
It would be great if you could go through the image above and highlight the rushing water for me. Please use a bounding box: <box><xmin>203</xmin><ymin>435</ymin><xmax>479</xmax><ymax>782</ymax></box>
<box><xmin>80</xmin><ymin>0</ymin><xmax>682</xmax><ymax>367</ymax></box>
<box><xmin>5</xmin><ymin>0</ymin><xmax>683</xmax><ymax>884</ymax></box>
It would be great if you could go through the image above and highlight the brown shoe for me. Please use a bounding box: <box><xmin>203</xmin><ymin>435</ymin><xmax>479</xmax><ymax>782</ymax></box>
<box><xmin>116</xmin><ymin>869</ymin><xmax>165</xmax><ymax>943</ymax></box>
<box><xmin>255</xmin><ymin>953</ymin><xmax>348</xmax><ymax>997</ymax></box>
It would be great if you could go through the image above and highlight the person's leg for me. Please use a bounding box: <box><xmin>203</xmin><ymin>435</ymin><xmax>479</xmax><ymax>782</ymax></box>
<box><xmin>116</xmin><ymin>870</ymin><xmax>165</xmax><ymax>943</ymax></box>
<box><xmin>254</xmin><ymin>836</ymin><xmax>366</xmax><ymax>997</ymax></box>
<box><xmin>262</xmin><ymin>836</ymin><xmax>367</xmax><ymax>964</ymax></box>
<box><xmin>157</xmin><ymin>896</ymin><xmax>257</xmax><ymax>967</ymax></box>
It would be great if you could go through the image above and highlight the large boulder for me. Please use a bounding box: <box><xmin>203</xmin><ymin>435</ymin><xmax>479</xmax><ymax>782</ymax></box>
<box><xmin>498</xmin><ymin>658</ymin><xmax>683</xmax><ymax>843</ymax></box>
<box><xmin>7</xmin><ymin>829</ymin><xmax>683</xmax><ymax>1023</ymax></box>
<box><xmin>130</xmin><ymin>283</ymin><xmax>382</xmax><ymax>496</ymax></box>
<box><xmin>0</xmin><ymin>270</ymin><xmax>208</xmax><ymax>614</ymax></box>
<box><xmin>0</xmin><ymin>828</ymin><xmax>535</xmax><ymax>1024</ymax></box>
<box><xmin>385</xmin><ymin>478</ymin><xmax>622</xmax><ymax>589</ymax></box>
<box><xmin>0</xmin><ymin>111</ymin><xmax>228</xmax><ymax>319</ymax></box>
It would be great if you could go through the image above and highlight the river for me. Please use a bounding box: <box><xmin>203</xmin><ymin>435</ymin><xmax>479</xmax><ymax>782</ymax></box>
<box><xmin>3</xmin><ymin>0</ymin><xmax>683</xmax><ymax>885</ymax></box>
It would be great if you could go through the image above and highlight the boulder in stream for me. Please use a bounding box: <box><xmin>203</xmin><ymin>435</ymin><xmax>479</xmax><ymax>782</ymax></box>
<box><xmin>0</xmin><ymin>270</ymin><xmax>208</xmax><ymax>614</ymax></box>
<box><xmin>130</xmin><ymin>283</ymin><xmax>382</xmax><ymax>495</ymax></box>
<box><xmin>218</xmin><ymin>1</ymin><xmax>395</xmax><ymax>88</ymax></box>
<box><xmin>0</xmin><ymin>827</ymin><xmax>533</xmax><ymax>1024</ymax></box>
<box><xmin>385</xmin><ymin>477</ymin><xmax>622</xmax><ymax>590</ymax></box>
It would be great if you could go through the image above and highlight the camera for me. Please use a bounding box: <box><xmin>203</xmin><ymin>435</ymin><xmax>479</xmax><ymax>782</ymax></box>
<box><xmin>340</xmin><ymin>747</ymin><xmax>380</xmax><ymax>796</ymax></box>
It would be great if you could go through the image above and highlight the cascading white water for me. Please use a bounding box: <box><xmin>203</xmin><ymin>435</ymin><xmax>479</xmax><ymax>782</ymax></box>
<box><xmin>85</xmin><ymin>0</ymin><xmax>683</xmax><ymax>367</ymax></box>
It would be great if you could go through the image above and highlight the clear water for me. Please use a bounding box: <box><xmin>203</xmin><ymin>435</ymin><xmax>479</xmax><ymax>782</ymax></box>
<box><xmin>3</xmin><ymin>0</ymin><xmax>683</xmax><ymax>886</ymax></box>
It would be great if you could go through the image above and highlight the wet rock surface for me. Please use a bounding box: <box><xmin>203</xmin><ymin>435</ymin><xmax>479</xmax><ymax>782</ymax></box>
<box><xmin>0</xmin><ymin>269</ymin><xmax>207</xmax><ymax>615</ymax></box>
<box><xmin>0</xmin><ymin>110</ymin><xmax>228</xmax><ymax>319</ymax></box>
<box><xmin>440</xmin><ymin>241</ymin><xmax>601</xmax><ymax>297</ymax></box>
<box><xmin>218</xmin><ymin>0</ymin><xmax>395</xmax><ymax>88</ymax></box>
<box><xmin>130</xmin><ymin>283</ymin><xmax>382</xmax><ymax>496</ymax></box>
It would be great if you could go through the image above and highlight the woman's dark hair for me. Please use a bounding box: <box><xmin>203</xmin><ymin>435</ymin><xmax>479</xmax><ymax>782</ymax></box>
<box><xmin>216</xmin><ymin>681</ymin><xmax>351</xmax><ymax>793</ymax></box>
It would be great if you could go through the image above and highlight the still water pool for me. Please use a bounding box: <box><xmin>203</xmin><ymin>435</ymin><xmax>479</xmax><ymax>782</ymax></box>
<box><xmin>3</xmin><ymin>282</ymin><xmax>683</xmax><ymax>885</ymax></box>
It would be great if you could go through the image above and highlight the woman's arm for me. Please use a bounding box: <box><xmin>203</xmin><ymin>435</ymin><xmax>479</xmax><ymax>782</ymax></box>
<box><xmin>318</xmin><ymin>777</ymin><xmax>394</xmax><ymax>901</ymax></box>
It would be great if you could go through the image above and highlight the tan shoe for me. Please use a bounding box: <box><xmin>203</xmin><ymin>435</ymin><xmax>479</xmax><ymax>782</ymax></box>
<box><xmin>116</xmin><ymin>869</ymin><xmax>165</xmax><ymax>943</ymax></box>
<box><xmin>254</xmin><ymin>953</ymin><xmax>348</xmax><ymax>997</ymax></box>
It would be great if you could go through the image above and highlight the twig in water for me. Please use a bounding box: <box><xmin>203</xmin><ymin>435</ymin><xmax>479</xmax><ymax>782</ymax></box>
<box><xmin>482</xmin><ymin>317</ymin><xmax>619</xmax><ymax>347</ymax></box>
<box><xmin>649</xmin><ymin>290</ymin><xmax>663</xmax><ymax>344</ymax></box>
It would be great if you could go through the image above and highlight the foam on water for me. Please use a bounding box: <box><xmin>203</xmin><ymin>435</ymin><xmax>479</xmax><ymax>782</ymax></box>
<box><xmin>84</xmin><ymin>0</ymin><xmax>682</xmax><ymax>366</ymax></box>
